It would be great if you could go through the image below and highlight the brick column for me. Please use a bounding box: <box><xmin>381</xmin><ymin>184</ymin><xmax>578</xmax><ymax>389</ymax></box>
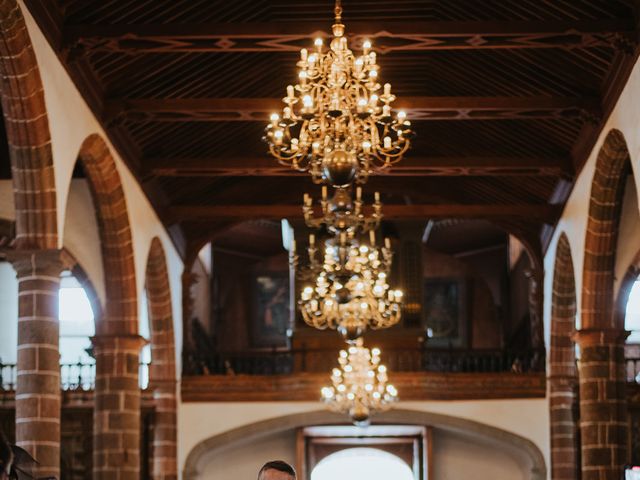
<box><xmin>575</xmin><ymin>328</ymin><xmax>628</xmax><ymax>480</ymax></box>
<box><xmin>150</xmin><ymin>380</ymin><xmax>178</xmax><ymax>480</ymax></box>
<box><xmin>549</xmin><ymin>375</ymin><xmax>579</xmax><ymax>479</ymax></box>
<box><xmin>8</xmin><ymin>250</ymin><xmax>63</xmax><ymax>478</ymax></box>
<box><xmin>93</xmin><ymin>334</ymin><xmax>145</xmax><ymax>480</ymax></box>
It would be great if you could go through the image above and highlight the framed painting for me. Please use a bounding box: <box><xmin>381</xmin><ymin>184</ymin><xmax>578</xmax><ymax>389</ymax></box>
<box><xmin>423</xmin><ymin>278</ymin><xmax>469</xmax><ymax>348</ymax></box>
<box><xmin>251</xmin><ymin>273</ymin><xmax>291</xmax><ymax>348</ymax></box>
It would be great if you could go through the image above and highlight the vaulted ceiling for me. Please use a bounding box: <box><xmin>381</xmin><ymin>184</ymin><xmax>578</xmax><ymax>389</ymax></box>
<box><xmin>25</xmin><ymin>0</ymin><xmax>640</xmax><ymax>262</ymax></box>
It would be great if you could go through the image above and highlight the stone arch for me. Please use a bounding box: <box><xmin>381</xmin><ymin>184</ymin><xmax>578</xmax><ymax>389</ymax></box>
<box><xmin>183</xmin><ymin>409</ymin><xmax>547</xmax><ymax>480</ymax></box>
<box><xmin>145</xmin><ymin>237</ymin><xmax>178</xmax><ymax>480</ymax></box>
<box><xmin>549</xmin><ymin>233</ymin><xmax>578</xmax><ymax>480</ymax></box>
<box><xmin>77</xmin><ymin>133</ymin><xmax>137</xmax><ymax>336</ymax></box>
<box><xmin>582</xmin><ymin>128</ymin><xmax>631</xmax><ymax>331</ymax></box>
<box><xmin>0</xmin><ymin>0</ymin><xmax>57</xmax><ymax>249</ymax></box>
<box><xmin>76</xmin><ymin>133</ymin><xmax>143</xmax><ymax>479</ymax></box>
<box><xmin>578</xmin><ymin>128</ymin><xmax>631</xmax><ymax>478</ymax></box>
<box><xmin>0</xmin><ymin>3</ymin><xmax>61</xmax><ymax>476</ymax></box>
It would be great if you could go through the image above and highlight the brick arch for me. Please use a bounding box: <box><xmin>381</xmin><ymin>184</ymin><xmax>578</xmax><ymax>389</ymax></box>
<box><xmin>582</xmin><ymin>128</ymin><xmax>631</xmax><ymax>331</ymax></box>
<box><xmin>76</xmin><ymin>133</ymin><xmax>144</xmax><ymax>479</ymax></box>
<box><xmin>77</xmin><ymin>133</ymin><xmax>137</xmax><ymax>335</ymax></box>
<box><xmin>549</xmin><ymin>233</ymin><xmax>579</xmax><ymax>480</ymax></box>
<box><xmin>578</xmin><ymin>128</ymin><xmax>631</xmax><ymax>479</ymax></box>
<box><xmin>0</xmin><ymin>0</ymin><xmax>57</xmax><ymax>249</ymax></box>
<box><xmin>145</xmin><ymin>237</ymin><xmax>178</xmax><ymax>480</ymax></box>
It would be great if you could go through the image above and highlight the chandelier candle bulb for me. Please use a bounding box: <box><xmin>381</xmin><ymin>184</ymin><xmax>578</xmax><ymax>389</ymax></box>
<box><xmin>309</xmin><ymin>234</ymin><xmax>315</xmax><ymax>246</ymax></box>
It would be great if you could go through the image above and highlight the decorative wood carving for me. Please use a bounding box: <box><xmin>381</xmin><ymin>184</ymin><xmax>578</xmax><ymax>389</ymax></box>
<box><xmin>64</xmin><ymin>20</ymin><xmax>634</xmax><ymax>53</ymax></box>
<box><xmin>104</xmin><ymin>96</ymin><xmax>600</xmax><ymax>123</ymax></box>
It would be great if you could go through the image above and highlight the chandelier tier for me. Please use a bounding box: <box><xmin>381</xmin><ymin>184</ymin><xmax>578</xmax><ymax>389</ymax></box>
<box><xmin>321</xmin><ymin>339</ymin><xmax>398</xmax><ymax>425</ymax></box>
<box><xmin>264</xmin><ymin>0</ymin><xmax>414</xmax><ymax>186</ymax></box>
<box><xmin>294</xmin><ymin>232</ymin><xmax>403</xmax><ymax>340</ymax></box>
<box><xmin>303</xmin><ymin>186</ymin><xmax>382</xmax><ymax>235</ymax></box>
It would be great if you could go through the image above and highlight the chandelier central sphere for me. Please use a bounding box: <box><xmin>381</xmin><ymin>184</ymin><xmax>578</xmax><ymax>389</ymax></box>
<box><xmin>321</xmin><ymin>339</ymin><xmax>398</xmax><ymax>426</ymax></box>
<box><xmin>264</xmin><ymin>0</ymin><xmax>414</xmax><ymax>186</ymax></box>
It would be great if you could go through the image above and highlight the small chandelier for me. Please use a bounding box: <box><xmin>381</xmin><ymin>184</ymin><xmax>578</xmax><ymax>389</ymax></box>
<box><xmin>295</xmin><ymin>231</ymin><xmax>403</xmax><ymax>340</ymax></box>
<box><xmin>264</xmin><ymin>0</ymin><xmax>414</xmax><ymax>187</ymax></box>
<box><xmin>321</xmin><ymin>339</ymin><xmax>398</xmax><ymax>426</ymax></box>
<box><xmin>303</xmin><ymin>185</ymin><xmax>382</xmax><ymax>235</ymax></box>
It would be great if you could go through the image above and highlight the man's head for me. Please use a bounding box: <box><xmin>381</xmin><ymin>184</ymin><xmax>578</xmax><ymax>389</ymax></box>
<box><xmin>257</xmin><ymin>460</ymin><xmax>296</xmax><ymax>480</ymax></box>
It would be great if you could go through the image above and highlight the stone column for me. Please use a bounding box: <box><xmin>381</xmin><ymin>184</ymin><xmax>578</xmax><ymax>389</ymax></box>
<box><xmin>93</xmin><ymin>334</ymin><xmax>145</xmax><ymax>480</ymax></box>
<box><xmin>150</xmin><ymin>379</ymin><xmax>178</xmax><ymax>480</ymax></box>
<box><xmin>8</xmin><ymin>250</ymin><xmax>63</xmax><ymax>478</ymax></box>
<box><xmin>575</xmin><ymin>328</ymin><xmax>628</xmax><ymax>480</ymax></box>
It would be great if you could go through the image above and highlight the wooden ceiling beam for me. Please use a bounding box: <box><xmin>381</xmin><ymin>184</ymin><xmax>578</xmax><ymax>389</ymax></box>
<box><xmin>165</xmin><ymin>204</ymin><xmax>561</xmax><ymax>224</ymax></box>
<box><xmin>148</xmin><ymin>155</ymin><xmax>573</xmax><ymax>178</ymax></box>
<box><xmin>104</xmin><ymin>96</ymin><xmax>599</xmax><ymax>123</ymax></box>
<box><xmin>63</xmin><ymin>19</ymin><xmax>634</xmax><ymax>53</ymax></box>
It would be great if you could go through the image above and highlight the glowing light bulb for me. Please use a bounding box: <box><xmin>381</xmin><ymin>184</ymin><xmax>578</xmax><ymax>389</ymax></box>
<box><xmin>398</xmin><ymin>110</ymin><xmax>407</xmax><ymax>121</ymax></box>
<box><xmin>363</xmin><ymin>40</ymin><xmax>372</xmax><ymax>50</ymax></box>
<box><xmin>303</xmin><ymin>95</ymin><xmax>313</xmax><ymax>108</ymax></box>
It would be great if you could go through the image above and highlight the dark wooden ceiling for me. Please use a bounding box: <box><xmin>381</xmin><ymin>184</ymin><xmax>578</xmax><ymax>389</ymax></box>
<box><xmin>25</xmin><ymin>0</ymin><xmax>640</xmax><ymax>261</ymax></box>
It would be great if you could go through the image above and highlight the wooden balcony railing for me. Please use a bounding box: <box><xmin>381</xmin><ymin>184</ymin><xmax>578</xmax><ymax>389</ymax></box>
<box><xmin>191</xmin><ymin>346</ymin><xmax>546</xmax><ymax>376</ymax></box>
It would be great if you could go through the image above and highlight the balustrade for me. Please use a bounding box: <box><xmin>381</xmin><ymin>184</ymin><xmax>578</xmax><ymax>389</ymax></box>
<box><xmin>191</xmin><ymin>347</ymin><xmax>546</xmax><ymax>376</ymax></box>
<box><xmin>0</xmin><ymin>360</ymin><xmax>150</xmax><ymax>391</ymax></box>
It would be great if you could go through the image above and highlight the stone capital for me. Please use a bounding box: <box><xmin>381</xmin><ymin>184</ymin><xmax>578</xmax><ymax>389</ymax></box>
<box><xmin>6</xmin><ymin>248</ymin><xmax>65</xmax><ymax>277</ymax></box>
<box><xmin>572</xmin><ymin>328</ymin><xmax>629</xmax><ymax>346</ymax></box>
<box><xmin>91</xmin><ymin>334</ymin><xmax>148</xmax><ymax>353</ymax></box>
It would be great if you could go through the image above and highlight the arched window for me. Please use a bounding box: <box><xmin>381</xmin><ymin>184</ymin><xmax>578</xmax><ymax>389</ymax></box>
<box><xmin>626</xmin><ymin>278</ymin><xmax>640</xmax><ymax>344</ymax></box>
<box><xmin>311</xmin><ymin>448</ymin><xmax>414</xmax><ymax>480</ymax></box>
<box><xmin>139</xmin><ymin>290</ymin><xmax>152</xmax><ymax>389</ymax></box>
<box><xmin>59</xmin><ymin>272</ymin><xmax>95</xmax><ymax>389</ymax></box>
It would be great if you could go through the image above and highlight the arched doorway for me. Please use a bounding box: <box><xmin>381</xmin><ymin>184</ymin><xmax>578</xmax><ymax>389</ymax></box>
<box><xmin>311</xmin><ymin>448</ymin><xmax>414</xmax><ymax>480</ymax></box>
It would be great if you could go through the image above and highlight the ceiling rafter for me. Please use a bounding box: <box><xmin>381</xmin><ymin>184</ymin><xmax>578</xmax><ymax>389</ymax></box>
<box><xmin>148</xmin><ymin>155</ymin><xmax>573</xmax><ymax>178</ymax></box>
<box><xmin>63</xmin><ymin>19</ymin><xmax>635</xmax><ymax>53</ymax></box>
<box><xmin>104</xmin><ymin>96</ymin><xmax>601</xmax><ymax>123</ymax></box>
<box><xmin>165</xmin><ymin>204</ymin><xmax>561</xmax><ymax>224</ymax></box>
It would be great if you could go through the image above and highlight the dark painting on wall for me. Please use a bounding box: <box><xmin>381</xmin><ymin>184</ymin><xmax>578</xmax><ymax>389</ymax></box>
<box><xmin>251</xmin><ymin>274</ymin><xmax>291</xmax><ymax>347</ymax></box>
<box><xmin>423</xmin><ymin>278</ymin><xmax>468</xmax><ymax>348</ymax></box>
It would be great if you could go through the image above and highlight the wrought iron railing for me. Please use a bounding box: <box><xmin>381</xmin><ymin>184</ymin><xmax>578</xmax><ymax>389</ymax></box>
<box><xmin>190</xmin><ymin>346</ymin><xmax>547</xmax><ymax>376</ymax></box>
<box><xmin>626</xmin><ymin>356</ymin><xmax>640</xmax><ymax>383</ymax></box>
<box><xmin>0</xmin><ymin>360</ymin><xmax>150</xmax><ymax>392</ymax></box>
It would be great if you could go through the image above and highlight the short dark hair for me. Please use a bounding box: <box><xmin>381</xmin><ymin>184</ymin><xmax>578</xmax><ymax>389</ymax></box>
<box><xmin>258</xmin><ymin>460</ymin><xmax>296</xmax><ymax>479</ymax></box>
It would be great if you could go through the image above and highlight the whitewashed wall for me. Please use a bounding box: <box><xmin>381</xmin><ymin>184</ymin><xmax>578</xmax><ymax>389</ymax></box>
<box><xmin>17</xmin><ymin>1</ymin><xmax>184</xmax><ymax>374</ymax></box>
<box><xmin>179</xmin><ymin>399</ymin><xmax>548</xmax><ymax>479</ymax></box>
<box><xmin>543</xmin><ymin>56</ymin><xmax>640</xmax><ymax>346</ymax></box>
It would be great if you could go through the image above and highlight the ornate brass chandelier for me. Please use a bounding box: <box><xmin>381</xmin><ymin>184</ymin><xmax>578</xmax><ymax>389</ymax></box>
<box><xmin>264</xmin><ymin>0</ymin><xmax>414</xmax><ymax>186</ymax></box>
<box><xmin>321</xmin><ymin>339</ymin><xmax>398</xmax><ymax>425</ymax></box>
<box><xmin>294</xmin><ymin>231</ymin><xmax>403</xmax><ymax>340</ymax></box>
